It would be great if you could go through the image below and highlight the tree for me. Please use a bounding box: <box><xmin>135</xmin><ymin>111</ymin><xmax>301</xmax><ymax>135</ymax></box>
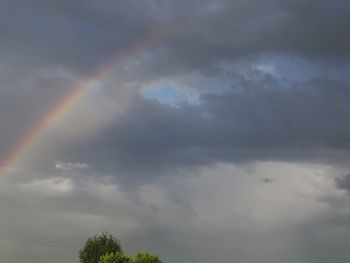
<box><xmin>99</xmin><ymin>252</ymin><xmax>131</xmax><ymax>263</ymax></box>
<box><xmin>131</xmin><ymin>253</ymin><xmax>162</xmax><ymax>263</ymax></box>
<box><xmin>79</xmin><ymin>232</ymin><xmax>123</xmax><ymax>263</ymax></box>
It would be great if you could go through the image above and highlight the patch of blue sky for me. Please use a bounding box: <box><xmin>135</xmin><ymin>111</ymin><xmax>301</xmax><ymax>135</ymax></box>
<box><xmin>142</xmin><ymin>85</ymin><xmax>199</xmax><ymax>106</ymax></box>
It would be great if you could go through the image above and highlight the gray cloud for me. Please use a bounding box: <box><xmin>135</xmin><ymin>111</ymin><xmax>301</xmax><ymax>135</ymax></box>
<box><xmin>1</xmin><ymin>0</ymin><xmax>350</xmax><ymax>262</ymax></box>
<box><xmin>261</xmin><ymin>178</ymin><xmax>274</xmax><ymax>183</ymax></box>
<box><xmin>335</xmin><ymin>174</ymin><xmax>350</xmax><ymax>191</ymax></box>
<box><xmin>1</xmin><ymin>0</ymin><xmax>349</xmax><ymax>77</ymax></box>
<box><xmin>66</xmin><ymin>73</ymin><xmax>350</xmax><ymax>181</ymax></box>
<box><xmin>1</xmin><ymin>162</ymin><xmax>348</xmax><ymax>263</ymax></box>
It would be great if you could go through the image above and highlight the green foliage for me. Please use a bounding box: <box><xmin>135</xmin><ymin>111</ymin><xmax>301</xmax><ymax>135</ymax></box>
<box><xmin>99</xmin><ymin>252</ymin><xmax>131</xmax><ymax>263</ymax></box>
<box><xmin>79</xmin><ymin>233</ymin><xmax>162</xmax><ymax>263</ymax></box>
<box><xmin>79</xmin><ymin>232</ymin><xmax>123</xmax><ymax>263</ymax></box>
<box><xmin>98</xmin><ymin>252</ymin><xmax>162</xmax><ymax>263</ymax></box>
<box><xmin>131</xmin><ymin>253</ymin><xmax>162</xmax><ymax>263</ymax></box>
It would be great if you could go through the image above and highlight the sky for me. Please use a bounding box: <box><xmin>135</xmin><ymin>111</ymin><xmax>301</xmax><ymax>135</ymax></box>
<box><xmin>1</xmin><ymin>0</ymin><xmax>350</xmax><ymax>262</ymax></box>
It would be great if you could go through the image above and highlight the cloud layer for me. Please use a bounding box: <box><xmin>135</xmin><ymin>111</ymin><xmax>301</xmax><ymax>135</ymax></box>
<box><xmin>1</xmin><ymin>0</ymin><xmax>350</xmax><ymax>262</ymax></box>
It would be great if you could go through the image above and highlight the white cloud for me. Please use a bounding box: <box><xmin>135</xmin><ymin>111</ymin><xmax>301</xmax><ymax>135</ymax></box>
<box><xmin>137</xmin><ymin>162</ymin><xmax>341</xmax><ymax>230</ymax></box>
<box><xmin>55</xmin><ymin>161</ymin><xmax>90</xmax><ymax>172</ymax></box>
<box><xmin>18</xmin><ymin>177</ymin><xmax>74</xmax><ymax>196</ymax></box>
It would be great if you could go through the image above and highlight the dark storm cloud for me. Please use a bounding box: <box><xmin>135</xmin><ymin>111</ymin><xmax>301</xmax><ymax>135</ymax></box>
<box><xmin>68</xmin><ymin>74</ymin><xmax>350</xmax><ymax>178</ymax></box>
<box><xmin>144</xmin><ymin>0</ymin><xmax>350</xmax><ymax>77</ymax></box>
<box><xmin>1</xmin><ymin>0</ymin><xmax>349</xmax><ymax>76</ymax></box>
<box><xmin>335</xmin><ymin>174</ymin><xmax>350</xmax><ymax>191</ymax></box>
<box><xmin>0</xmin><ymin>0</ymin><xmax>349</xmax><ymax>176</ymax></box>
<box><xmin>0</xmin><ymin>0</ymin><xmax>157</xmax><ymax>72</ymax></box>
<box><xmin>0</xmin><ymin>0</ymin><xmax>221</xmax><ymax>75</ymax></box>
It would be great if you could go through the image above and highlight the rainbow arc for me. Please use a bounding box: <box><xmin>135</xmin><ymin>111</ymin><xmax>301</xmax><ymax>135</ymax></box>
<box><xmin>0</xmin><ymin>22</ymin><xmax>178</xmax><ymax>176</ymax></box>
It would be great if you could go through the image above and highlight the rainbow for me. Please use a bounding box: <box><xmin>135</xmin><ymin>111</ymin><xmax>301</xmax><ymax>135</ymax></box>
<box><xmin>0</xmin><ymin>22</ymin><xmax>177</xmax><ymax>177</ymax></box>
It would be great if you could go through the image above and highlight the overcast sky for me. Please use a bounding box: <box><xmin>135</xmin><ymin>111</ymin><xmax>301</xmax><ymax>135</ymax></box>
<box><xmin>1</xmin><ymin>1</ymin><xmax>350</xmax><ymax>262</ymax></box>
